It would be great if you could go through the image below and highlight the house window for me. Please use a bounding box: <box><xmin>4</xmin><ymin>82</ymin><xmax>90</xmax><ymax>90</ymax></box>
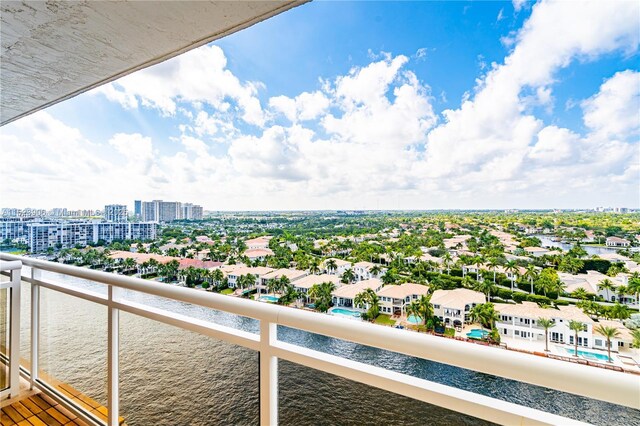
<box><xmin>569</xmin><ymin>335</ymin><xmax>574</xmax><ymax>344</ymax></box>
<box><xmin>515</xmin><ymin>330</ymin><xmax>520</xmax><ymax>336</ymax></box>
<box><xmin>595</xmin><ymin>339</ymin><xmax>603</xmax><ymax>347</ymax></box>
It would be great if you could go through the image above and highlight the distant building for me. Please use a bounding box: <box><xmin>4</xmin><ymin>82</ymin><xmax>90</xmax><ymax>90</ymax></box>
<box><xmin>27</xmin><ymin>221</ymin><xmax>157</xmax><ymax>252</ymax></box>
<box><xmin>139</xmin><ymin>199</ymin><xmax>203</xmax><ymax>222</ymax></box>
<box><xmin>104</xmin><ymin>204</ymin><xmax>128</xmax><ymax>222</ymax></box>
<box><xmin>134</xmin><ymin>200</ymin><xmax>142</xmax><ymax>218</ymax></box>
<box><xmin>606</xmin><ymin>237</ymin><xmax>630</xmax><ymax>247</ymax></box>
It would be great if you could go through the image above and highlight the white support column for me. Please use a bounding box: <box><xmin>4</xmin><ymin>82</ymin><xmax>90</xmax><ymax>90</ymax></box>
<box><xmin>107</xmin><ymin>286</ymin><xmax>120</xmax><ymax>426</ymax></box>
<box><xmin>30</xmin><ymin>267</ymin><xmax>40</xmax><ymax>390</ymax></box>
<box><xmin>260</xmin><ymin>321</ymin><xmax>278</xmax><ymax>426</ymax></box>
<box><xmin>9</xmin><ymin>265</ymin><xmax>21</xmax><ymax>398</ymax></box>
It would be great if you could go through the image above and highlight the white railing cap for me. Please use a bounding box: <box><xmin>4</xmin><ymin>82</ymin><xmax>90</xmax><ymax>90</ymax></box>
<box><xmin>0</xmin><ymin>260</ymin><xmax>22</xmax><ymax>271</ymax></box>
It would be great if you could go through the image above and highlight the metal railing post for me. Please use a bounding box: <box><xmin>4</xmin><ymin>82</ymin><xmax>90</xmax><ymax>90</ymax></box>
<box><xmin>9</xmin><ymin>264</ymin><xmax>21</xmax><ymax>397</ymax></box>
<box><xmin>30</xmin><ymin>267</ymin><xmax>40</xmax><ymax>389</ymax></box>
<box><xmin>259</xmin><ymin>321</ymin><xmax>278</xmax><ymax>425</ymax></box>
<box><xmin>107</xmin><ymin>286</ymin><xmax>120</xmax><ymax>426</ymax></box>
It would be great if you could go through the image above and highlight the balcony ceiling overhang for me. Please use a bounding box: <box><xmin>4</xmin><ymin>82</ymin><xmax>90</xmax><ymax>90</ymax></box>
<box><xmin>0</xmin><ymin>0</ymin><xmax>307</xmax><ymax>126</ymax></box>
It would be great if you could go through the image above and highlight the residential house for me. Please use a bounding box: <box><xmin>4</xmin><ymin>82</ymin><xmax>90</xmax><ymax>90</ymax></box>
<box><xmin>259</xmin><ymin>268</ymin><xmax>308</xmax><ymax>294</ymax></box>
<box><xmin>243</xmin><ymin>248</ymin><xmax>274</xmax><ymax>262</ymax></box>
<box><xmin>377</xmin><ymin>283</ymin><xmax>430</xmax><ymax>316</ymax></box>
<box><xmin>495</xmin><ymin>302</ymin><xmax>594</xmax><ymax>346</ymax></box>
<box><xmin>221</xmin><ymin>265</ymin><xmax>274</xmax><ymax>289</ymax></box>
<box><xmin>606</xmin><ymin>237</ymin><xmax>630</xmax><ymax>248</ymax></box>
<box><xmin>353</xmin><ymin>261</ymin><xmax>384</xmax><ymax>281</ymax></box>
<box><xmin>292</xmin><ymin>274</ymin><xmax>341</xmax><ymax>301</ymax></box>
<box><xmin>331</xmin><ymin>278</ymin><xmax>383</xmax><ymax>309</ymax></box>
<box><xmin>322</xmin><ymin>258</ymin><xmax>351</xmax><ymax>276</ymax></box>
<box><xmin>431</xmin><ymin>289</ymin><xmax>486</xmax><ymax>327</ymax></box>
<box><xmin>523</xmin><ymin>247</ymin><xmax>551</xmax><ymax>257</ymax></box>
<box><xmin>245</xmin><ymin>236</ymin><xmax>272</xmax><ymax>250</ymax></box>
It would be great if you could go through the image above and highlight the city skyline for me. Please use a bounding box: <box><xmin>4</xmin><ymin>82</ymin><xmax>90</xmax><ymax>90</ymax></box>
<box><xmin>1</xmin><ymin>0</ymin><xmax>639</xmax><ymax>210</ymax></box>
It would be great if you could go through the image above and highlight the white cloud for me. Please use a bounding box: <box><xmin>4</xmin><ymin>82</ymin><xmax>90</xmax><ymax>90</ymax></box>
<box><xmin>92</xmin><ymin>45</ymin><xmax>266</xmax><ymax>126</ymax></box>
<box><xmin>3</xmin><ymin>0</ymin><xmax>639</xmax><ymax>210</ymax></box>
<box><xmin>582</xmin><ymin>70</ymin><xmax>640</xmax><ymax>139</ymax></box>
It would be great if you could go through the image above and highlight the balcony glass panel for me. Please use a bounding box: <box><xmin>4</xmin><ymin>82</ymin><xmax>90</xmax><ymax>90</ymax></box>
<box><xmin>119</xmin><ymin>312</ymin><xmax>259</xmax><ymax>425</ymax></box>
<box><xmin>279</xmin><ymin>359</ymin><xmax>491</xmax><ymax>425</ymax></box>
<box><xmin>0</xmin><ymin>287</ymin><xmax>8</xmax><ymax>390</ymax></box>
<box><xmin>277</xmin><ymin>326</ymin><xmax>638</xmax><ymax>425</ymax></box>
<box><xmin>39</xmin><ymin>287</ymin><xmax>107</xmax><ymax>408</ymax></box>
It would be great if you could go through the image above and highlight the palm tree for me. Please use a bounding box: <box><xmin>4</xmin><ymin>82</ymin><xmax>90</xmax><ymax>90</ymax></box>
<box><xmin>504</xmin><ymin>260</ymin><xmax>519</xmax><ymax>292</ymax></box>
<box><xmin>473</xmin><ymin>279</ymin><xmax>495</xmax><ymax>300</ymax></box>
<box><xmin>370</xmin><ymin>264</ymin><xmax>382</xmax><ymax>278</ymax></box>
<box><xmin>568</xmin><ymin>320</ymin><xmax>584</xmax><ymax>357</ymax></box>
<box><xmin>598</xmin><ymin>279</ymin><xmax>615</xmax><ymax>302</ymax></box>
<box><xmin>278</xmin><ymin>285</ymin><xmax>300</xmax><ymax>306</ymax></box>
<box><xmin>442</xmin><ymin>252</ymin><xmax>453</xmax><ymax>275</ymax></box>
<box><xmin>469</xmin><ymin>303</ymin><xmax>499</xmax><ymax>329</ymax></box>
<box><xmin>341</xmin><ymin>268</ymin><xmax>355</xmax><ymax>284</ymax></box>
<box><xmin>487</xmin><ymin>257</ymin><xmax>500</xmax><ymax>283</ymax></box>
<box><xmin>326</xmin><ymin>259</ymin><xmax>338</xmax><ymax>274</ymax></box>
<box><xmin>474</xmin><ymin>256</ymin><xmax>484</xmax><ymax>280</ymax></box>
<box><xmin>406</xmin><ymin>300</ymin><xmax>422</xmax><ymax>324</ymax></box>
<box><xmin>594</xmin><ymin>325</ymin><xmax>620</xmax><ymax>363</ymax></box>
<box><xmin>212</xmin><ymin>268</ymin><xmax>224</xmax><ymax>287</ymax></box>
<box><xmin>308</xmin><ymin>282</ymin><xmax>335</xmax><ymax>312</ymax></box>
<box><xmin>354</xmin><ymin>288</ymin><xmax>380</xmax><ymax>321</ymax></box>
<box><xmin>608</xmin><ymin>302</ymin><xmax>630</xmax><ymax>320</ymax></box>
<box><xmin>309</xmin><ymin>258</ymin><xmax>321</xmax><ymax>275</ymax></box>
<box><xmin>629</xmin><ymin>273</ymin><xmax>640</xmax><ymax>310</ymax></box>
<box><xmin>631</xmin><ymin>329</ymin><xmax>640</xmax><ymax>350</ymax></box>
<box><xmin>537</xmin><ymin>318</ymin><xmax>555</xmax><ymax>352</ymax></box>
<box><xmin>266</xmin><ymin>278</ymin><xmax>280</xmax><ymax>295</ymax></box>
<box><xmin>523</xmin><ymin>264</ymin><xmax>538</xmax><ymax>294</ymax></box>
<box><xmin>381</xmin><ymin>268</ymin><xmax>398</xmax><ymax>285</ymax></box>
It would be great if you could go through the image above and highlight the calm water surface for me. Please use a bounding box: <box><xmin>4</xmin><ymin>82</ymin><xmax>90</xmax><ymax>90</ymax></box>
<box><xmin>15</xmin><ymin>271</ymin><xmax>640</xmax><ymax>426</ymax></box>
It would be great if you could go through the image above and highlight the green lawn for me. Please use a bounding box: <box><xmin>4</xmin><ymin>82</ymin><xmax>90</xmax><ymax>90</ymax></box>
<box><xmin>374</xmin><ymin>315</ymin><xmax>397</xmax><ymax>326</ymax></box>
<box><xmin>220</xmin><ymin>288</ymin><xmax>234</xmax><ymax>295</ymax></box>
<box><xmin>444</xmin><ymin>327</ymin><xmax>455</xmax><ymax>337</ymax></box>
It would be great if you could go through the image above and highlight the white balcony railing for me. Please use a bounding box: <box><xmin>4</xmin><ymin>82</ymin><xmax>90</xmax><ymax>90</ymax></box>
<box><xmin>1</xmin><ymin>253</ymin><xmax>639</xmax><ymax>426</ymax></box>
<box><xmin>0</xmin><ymin>259</ymin><xmax>21</xmax><ymax>399</ymax></box>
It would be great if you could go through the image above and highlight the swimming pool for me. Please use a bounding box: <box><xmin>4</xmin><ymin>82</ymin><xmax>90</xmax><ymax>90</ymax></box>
<box><xmin>406</xmin><ymin>315</ymin><xmax>422</xmax><ymax>324</ymax></box>
<box><xmin>563</xmin><ymin>348</ymin><xmax>610</xmax><ymax>361</ymax></box>
<box><xmin>259</xmin><ymin>295</ymin><xmax>279</xmax><ymax>303</ymax></box>
<box><xmin>466</xmin><ymin>329</ymin><xmax>489</xmax><ymax>339</ymax></box>
<box><xmin>329</xmin><ymin>308</ymin><xmax>362</xmax><ymax>319</ymax></box>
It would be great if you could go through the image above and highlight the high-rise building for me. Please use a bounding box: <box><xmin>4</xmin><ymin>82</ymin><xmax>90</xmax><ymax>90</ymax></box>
<box><xmin>27</xmin><ymin>221</ymin><xmax>157</xmax><ymax>252</ymax></box>
<box><xmin>104</xmin><ymin>204</ymin><xmax>128</xmax><ymax>222</ymax></box>
<box><xmin>134</xmin><ymin>200</ymin><xmax>142</xmax><ymax>218</ymax></box>
<box><xmin>138</xmin><ymin>199</ymin><xmax>203</xmax><ymax>222</ymax></box>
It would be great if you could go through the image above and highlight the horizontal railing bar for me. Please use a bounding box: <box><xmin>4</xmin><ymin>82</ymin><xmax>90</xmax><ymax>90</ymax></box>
<box><xmin>275</xmin><ymin>308</ymin><xmax>640</xmax><ymax>409</ymax></box>
<box><xmin>3</xmin><ymin>254</ymin><xmax>638</xmax><ymax>410</ymax></box>
<box><xmin>113</xmin><ymin>299</ymin><xmax>261</xmax><ymax>351</ymax></box>
<box><xmin>272</xmin><ymin>341</ymin><xmax>591</xmax><ymax>426</ymax></box>
<box><xmin>22</xmin><ymin>275</ymin><xmax>108</xmax><ymax>306</ymax></box>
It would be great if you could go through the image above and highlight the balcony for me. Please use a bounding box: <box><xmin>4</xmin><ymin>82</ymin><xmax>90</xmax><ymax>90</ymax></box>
<box><xmin>1</xmin><ymin>253</ymin><xmax>639</xmax><ymax>426</ymax></box>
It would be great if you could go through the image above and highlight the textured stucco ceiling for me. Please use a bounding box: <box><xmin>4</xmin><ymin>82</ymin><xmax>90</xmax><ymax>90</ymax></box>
<box><xmin>0</xmin><ymin>0</ymin><xmax>306</xmax><ymax>125</ymax></box>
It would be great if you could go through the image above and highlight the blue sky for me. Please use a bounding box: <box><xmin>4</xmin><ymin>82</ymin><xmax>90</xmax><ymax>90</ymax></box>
<box><xmin>2</xmin><ymin>0</ymin><xmax>639</xmax><ymax>210</ymax></box>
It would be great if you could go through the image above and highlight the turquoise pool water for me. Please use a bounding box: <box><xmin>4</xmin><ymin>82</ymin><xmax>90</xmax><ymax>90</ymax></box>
<box><xmin>466</xmin><ymin>329</ymin><xmax>489</xmax><ymax>339</ymax></box>
<box><xmin>406</xmin><ymin>315</ymin><xmax>421</xmax><ymax>324</ymax></box>
<box><xmin>259</xmin><ymin>295</ymin><xmax>279</xmax><ymax>303</ymax></box>
<box><xmin>329</xmin><ymin>308</ymin><xmax>362</xmax><ymax>318</ymax></box>
<box><xmin>564</xmin><ymin>348</ymin><xmax>610</xmax><ymax>361</ymax></box>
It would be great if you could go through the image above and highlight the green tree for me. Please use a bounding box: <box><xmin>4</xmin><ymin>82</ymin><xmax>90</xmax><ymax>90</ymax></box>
<box><xmin>354</xmin><ymin>288</ymin><xmax>380</xmax><ymax>321</ymax></box>
<box><xmin>308</xmin><ymin>282</ymin><xmax>336</xmax><ymax>312</ymax></box>
<box><xmin>469</xmin><ymin>303</ymin><xmax>499</xmax><ymax>329</ymax></box>
<box><xmin>523</xmin><ymin>264</ymin><xmax>538</xmax><ymax>295</ymax></box>
<box><xmin>341</xmin><ymin>268</ymin><xmax>355</xmax><ymax>284</ymax></box>
<box><xmin>537</xmin><ymin>318</ymin><xmax>555</xmax><ymax>352</ymax></box>
<box><xmin>598</xmin><ymin>278</ymin><xmax>615</xmax><ymax>301</ymax></box>
<box><xmin>594</xmin><ymin>325</ymin><xmax>620</xmax><ymax>363</ymax></box>
<box><xmin>325</xmin><ymin>259</ymin><xmax>338</xmax><ymax>274</ymax></box>
<box><xmin>568</xmin><ymin>320</ymin><xmax>584</xmax><ymax>357</ymax></box>
<box><xmin>504</xmin><ymin>260</ymin><xmax>519</xmax><ymax>291</ymax></box>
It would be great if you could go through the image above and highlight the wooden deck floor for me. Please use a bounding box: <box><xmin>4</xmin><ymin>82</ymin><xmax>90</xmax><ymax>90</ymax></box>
<box><xmin>1</xmin><ymin>392</ymin><xmax>88</xmax><ymax>426</ymax></box>
<box><xmin>1</xmin><ymin>382</ymin><xmax>125</xmax><ymax>426</ymax></box>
